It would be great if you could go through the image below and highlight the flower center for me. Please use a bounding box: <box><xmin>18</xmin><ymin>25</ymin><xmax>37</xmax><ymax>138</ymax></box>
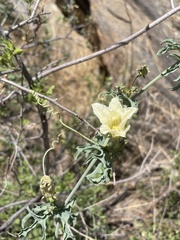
<box><xmin>109</xmin><ymin>115</ymin><xmax>121</xmax><ymax>130</ymax></box>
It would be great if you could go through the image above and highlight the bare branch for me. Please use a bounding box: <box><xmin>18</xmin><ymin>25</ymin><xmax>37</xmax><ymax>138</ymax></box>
<box><xmin>170</xmin><ymin>0</ymin><xmax>175</xmax><ymax>9</ymax></box>
<box><xmin>0</xmin><ymin>68</ymin><xmax>21</xmax><ymax>76</ymax></box>
<box><xmin>30</xmin><ymin>0</ymin><xmax>43</xmax><ymax>18</ymax></box>
<box><xmin>0</xmin><ymin>90</ymin><xmax>21</xmax><ymax>104</ymax></box>
<box><xmin>0</xmin><ymin>199</ymin><xmax>32</xmax><ymax>212</ymax></box>
<box><xmin>7</xmin><ymin>13</ymin><xmax>48</xmax><ymax>36</ymax></box>
<box><xmin>70</xmin><ymin>226</ymin><xmax>95</xmax><ymax>240</ymax></box>
<box><xmin>33</xmin><ymin>6</ymin><xmax>180</xmax><ymax>80</ymax></box>
<box><xmin>111</xmin><ymin>150</ymin><xmax>161</xmax><ymax>185</ymax></box>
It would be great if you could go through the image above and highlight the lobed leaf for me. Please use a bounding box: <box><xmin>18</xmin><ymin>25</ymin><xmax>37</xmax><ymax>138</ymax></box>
<box><xmin>157</xmin><ymin>39</ymin><xmax>180</xmax><ymax>56</ymax></box>
<box><xmin>18</xmin><ymin>204</ymin><xmax>53</xmax><ymax>239</ymax></box>
<box><xmin>54</xmin><ymin>199</ymin><xmax>77</xmax><ymax>240</ymax></box>
<box><xmin>75</xmin><ymin>136</ymin><xmax>112</xmax><ymax>184</ymax></box>
<box><xmin>161</xmin><ymin>61</ymin><xmax>180</xmax><ymax>77</ymax></box>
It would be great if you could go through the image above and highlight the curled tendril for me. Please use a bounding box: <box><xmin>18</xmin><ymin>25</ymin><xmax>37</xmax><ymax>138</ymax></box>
<box><xmin>42</xmin><ymin>134</ymin><xmax>62</xmax><ymax>175</ymax></box>
<box><xmin>29</xmin><ymin>90</ymin><xmax>62</xmax><ymax>175</ymax></box>
<box><xmin>59</xmin><ymin>118</ymin><xmax>98</xmax><ymax>146</ymax></box>
<box><xmin>29</xmin><ymin>90</ymin><xmax>97</xmax><ymax>175</ymax></box>
<box><xmin>30</xmin><ymin>90</ymin><xmax>59</xmax><ymax>116</ymax></box>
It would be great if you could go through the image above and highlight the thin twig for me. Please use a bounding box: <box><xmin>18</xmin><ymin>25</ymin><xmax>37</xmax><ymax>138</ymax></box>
<box><xmin>0</xmin><ymin>68</ymin><xmax>21</xmax><ymax>76</ymax></box>
<box><xmin>54</xmin><ymin>113</ymin><xmax>91</xmax><ymax>161</ymax></box>
<box><xmin>19</xmin><ymin>150</ymin><xmax>37</xmax><ymax>177</ymax></box>
<box><xmin>170</xmin><ymin>0</ymin><xmax>175</xmax><ymax>9</ymax></box>
<box><xmin>22</xmin><ymin>29</ymin><xmax>73</xmax><ymax>49</ymax></box>
<box><xmin>114</xmin><ymin>186</ymin><xmax>180</xmax><ymax>213</ymax></box>
<box><xmin>140</xmin><ymin>137</ymin><xmax>154</xmax><ymax>172</ymax></box>
<box><xmin>82</xmin><ymin>192</ymin><xmax>119</xmax><ymax>211</ymax></box>
<box><xmin>0</xmin><ymin>199</ymin><xmax>32</xmax><ymax>212</ymax></box>
<box><xmin>33</xmin><ymin>6</ymin><xmax>180</xmax><ymax>80</ymax></box>
<box><xmin>7</xmin><ymin>14</ymin><xmax>47</xmax><ymax>35</ymax></box>
<box><xmin>30</xmin><ymin>0</ymin><xmax>42</xmax><ymax>18</ymax></box>
<box><xmin>113</xmin><ymin>150</ymin><xmax>161</xmax><ymax>185</ymax></box>
<box><xmin>0</xmin><ymin>90</ymin><xmax>21</xmax><ymax>104</ymax></box>
<box><xmin>70</xmin><ymin>226</ymin><xmax>95</xmax><ymax>240</ymax></box>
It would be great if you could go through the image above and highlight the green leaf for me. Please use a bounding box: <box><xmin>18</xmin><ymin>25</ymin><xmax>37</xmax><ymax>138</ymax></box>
<box><xmin>0</xmin><ymin>37</ymin><xmax>17</xmax><ymax>70</ymax></box>
<box><xmin>157</xmin><ymin>39</ymin><xmax>180</xmax><ymax>91</ymax></box>
<box><xmin>171</xmin><ymin>82</ymin><xmax>180</xmax><ymax>91</ymax></box>
<box><xmin>86</xmin><ymin>162</ymin><xmax>106</xmax><ymax>183</ymax></box>
<box><xmin>13</xmin><ymin>47</ymin><xmax>23</xmax><ymax>55</ymax></box>
<box><xmin>18</xmin><ymin>204</ymin><xmax>54</xmax><ymax>239</ymax></box>
<box><xmin>173</xmin><ymin>75</ymin><xmax>180</xmax><ymax>82</ymax></box>
<box><xmin>54</xmin><ymin>200</ymin><xmax>77</xmax><ymax>240</ymax></box>
<box><xmin>75</xmin><ymin>136</ymin><xmax>112</xmax><ymax>184</ymax></box>
<box><xmin>161</xmin><ymin>61</ymin><xmax>180</xmax><ymax>77</ymax></box>
<box><xmin>19</xmin><ymin>201</ymin><xmax>77</xmax><ymax>240</ymax></box>
<box><xmin>157</xmin><ymin>39</ymin><xmax>180</xmax><ymax>56</ymax></box>
<box><xmin>169</xmin><ymin>53</ymin><xmax>180</xmax><ymax>61</ymax></box>
<box><xmin>46</xmin><ymin>85</ymin><xmax>55</xmax><ymax>95</ymax></box>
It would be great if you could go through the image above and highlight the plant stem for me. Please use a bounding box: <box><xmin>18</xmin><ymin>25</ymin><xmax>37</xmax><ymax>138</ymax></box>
<box><xmin>132</xmin><ymin>73</ymin><xmax>162</xmax><ymax>100</ymax></box>
<box><xmin>65</xmin><ymin>158</ymin><xmax>97</xmax><ymax>205</ymax></box>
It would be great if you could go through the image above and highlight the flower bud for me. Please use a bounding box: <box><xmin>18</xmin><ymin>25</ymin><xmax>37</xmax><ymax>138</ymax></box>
<box><xmin>40</xmin><ymin>175</ymin><xmax>56</xmax><ymax>201</ymax></box>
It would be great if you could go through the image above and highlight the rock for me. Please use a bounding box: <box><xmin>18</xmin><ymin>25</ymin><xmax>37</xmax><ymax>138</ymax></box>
<box><xmin>42</xmin><ymin>2</ymin><xmax>101</xmax><ymax>116</ymax></box>
<box><xmin>90</xmin><ymin>0</ymin><xmax>179</xmax><ymax>93</ymax></box>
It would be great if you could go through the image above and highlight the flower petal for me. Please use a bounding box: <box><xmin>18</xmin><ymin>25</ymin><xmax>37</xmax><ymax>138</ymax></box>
<box><xmin>118</xmin><ymin>125</ymin><xmax>130</xmax><ymax>137</ymax></box>
<box><xmin>100</xmin><ymin>124</ymin><xmax>111</xmax><ymax>134</ymax></box>
<box><xmin>92</xmin><ymin>103</ymin><xmax>110</xmax><ymax>124</ymax></box>
<box><xmin>121</xmin><ymin>107</ymin><xmax>138</xmax><ymax>120</ymax></box>
<box><xmin>109</xmin><ymin>97</ymin><xmax>123</xmax><ymax>112</ymax></box>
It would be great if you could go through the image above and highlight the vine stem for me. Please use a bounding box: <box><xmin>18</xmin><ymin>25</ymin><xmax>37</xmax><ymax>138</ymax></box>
<box><xmin>65</xmin><ymin>158</ymin><xmax>97</xmax><ymax>206</ymax></box>
<box><xmin>131</xmin><ymin>73</ymin><xmax>162</xmax><ymax>100</ymax></box>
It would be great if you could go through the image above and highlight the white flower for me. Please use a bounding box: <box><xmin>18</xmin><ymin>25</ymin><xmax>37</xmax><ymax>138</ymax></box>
<box><xmin>92</xmin><ymin>97</ymin><xmax>138</xmax><ymax>138</ymax></box>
